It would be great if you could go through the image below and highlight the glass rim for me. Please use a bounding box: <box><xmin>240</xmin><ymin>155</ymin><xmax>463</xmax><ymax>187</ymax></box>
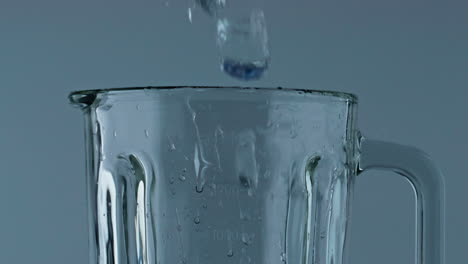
<box><xmin>69</xmin><ymin>86</ymin><xmax>358</xmax><ymax>106</ymax></box>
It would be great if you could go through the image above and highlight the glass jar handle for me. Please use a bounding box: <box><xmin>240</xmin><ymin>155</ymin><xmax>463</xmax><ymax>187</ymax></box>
<box><xmin>358</xmin><ymin>137</ymin><xmax>445</xmax><ymax>264</ymax></box>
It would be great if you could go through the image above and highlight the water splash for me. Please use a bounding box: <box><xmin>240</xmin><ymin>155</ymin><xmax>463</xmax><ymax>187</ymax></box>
<box><xmin>221</xmin><ymin>58</ymin><xmax>268</xmax><ymax>81</ymax></box>
<box><xmin>195</xmin><ymin>0</ymin><xmax>270</xmax><ymax>80</ymax></box>
<box><xmin>196</xmin><ymin>0</ymin><xmax>225</xmax><ymax>16</ymax></box>
<box><xmin>216</xmin><ymin>9</ymin><xmax>270</xmax><ymax>80</ymax></box>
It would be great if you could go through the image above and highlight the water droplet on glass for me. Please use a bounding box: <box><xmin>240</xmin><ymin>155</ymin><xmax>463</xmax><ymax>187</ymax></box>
<box><xmin>239</xmin><ymin>174</ymin><xmax>250</xmax><ymax>188</ymax></box>
<box><xmin>240</xmin><ymin>210</ymin><xmax>251</xmax><ymax>221</ymax></box>
<box><xmin>113</xmin><ymin>130</ymin><xmax>117</xmax><ymax>137</ymax></box>
<box><xmin>136</xmin><ymin>104</ymin><xmax>141</xmax><ymax>111</ymax></box>
<box><xmin>227</xmin><ymin>249</ymin><xmax>234</xmax><ymax>257</ymax></box>
<box><xmin>194</xmin><ymin>144</ymin><xmax>201</xmax><ymax>176</ymax></box>
<box><xmin>179</xmin><ymin>175</ymin><xmax>186</xmax><ymax>182</ymax></box>
<box><xmin>241</xmin><ymin>234</ymin><xmax>248</xmax><ymax>244</ymax></box>
<box><xmin>144</xmin><ymin>129</ymin><xmax>149</xmax><ymax>138</ymax></box>
<box><xmin>176</xmin><ymin>224</ymin><xmax>182</xmax><ymax>231</ymax></box>
<box><xmin>195</xmin><ymin>185</ymin><xmax>204</xmax><ymax>193</ymax></box>
<box><xmin>170</xmin><ymin>143</ymin><xmax>176</xmax><ymax>151</ymax></box>
<box><xmin>289</xmin><ymin>128</ymin><xmax>298</xmax><ymax>139</ymax></box>
<box><xmin>171</xmin><ymin>189</ymin><xmax>176</xmax><ymax>195</ymax></box>
<box><xmin>194</xmin><ymin>216</ymin><xmax>201</xmax><ymax>224</ymax></box>
<box><xmin>93</xmin><ymin>122</ymin><xmax>99</xmax><ymax>134</ymax></box>
<box><xmin>241</xmin><ymin>233</ymin><xmax>253</xmax><ymax>245</ymax></box>
<box><xmin>169</xmin><ymin>177</ymin><xmax>175</xmax><ymax>184</ymax></box>
<box><xmin>202</xmin><ymin>204</ymin><xmax>208</xmax><ymax>209</ymax></box>
<box><xmin>235</xmin><ymin>130</ymin><xmax>259</xmax><ymax>197</ymax></box>
<box><xmin>239</xmin><ymin>250</ymin><xmax>252</xmax><ymax>263</ymax></box>
<box><xmin>280</xmin><ymin>252</ymin><xmax>287</xmax><ymax>262</ymax></box>
<box><xmin>187</xmin><ymin>8</ymin><xmax>193</xmax><ymax>23</ymax></box>
<box><xmin>320</xmin><ymin>231</ymin><xmax>326</xmax><ymax>239</ymax></box>
<box><xmin>215</xmin><ymin>125</ymin><xmax>224</xmax><ymax>137</ymax></box>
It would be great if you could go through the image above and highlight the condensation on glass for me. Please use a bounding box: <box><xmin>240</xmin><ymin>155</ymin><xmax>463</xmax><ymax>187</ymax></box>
<box><xmin>70</xmin><ymin>87</ymin><xmax>444</xmax><ymax>264</ymax></box>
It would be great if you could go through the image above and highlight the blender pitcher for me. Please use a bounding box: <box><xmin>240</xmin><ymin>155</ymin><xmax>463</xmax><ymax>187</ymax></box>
<box><xmin>70</xmin><ymin>86</ymin><xmax>444</xmax><ymax>264</ymax></box>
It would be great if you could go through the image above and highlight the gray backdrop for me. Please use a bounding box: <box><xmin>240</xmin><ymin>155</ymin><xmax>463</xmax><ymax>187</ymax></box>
<box><xmin>0</xmin><ymin>0</ymin><xmax>466</xmax><ymax>263</ymax></box>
